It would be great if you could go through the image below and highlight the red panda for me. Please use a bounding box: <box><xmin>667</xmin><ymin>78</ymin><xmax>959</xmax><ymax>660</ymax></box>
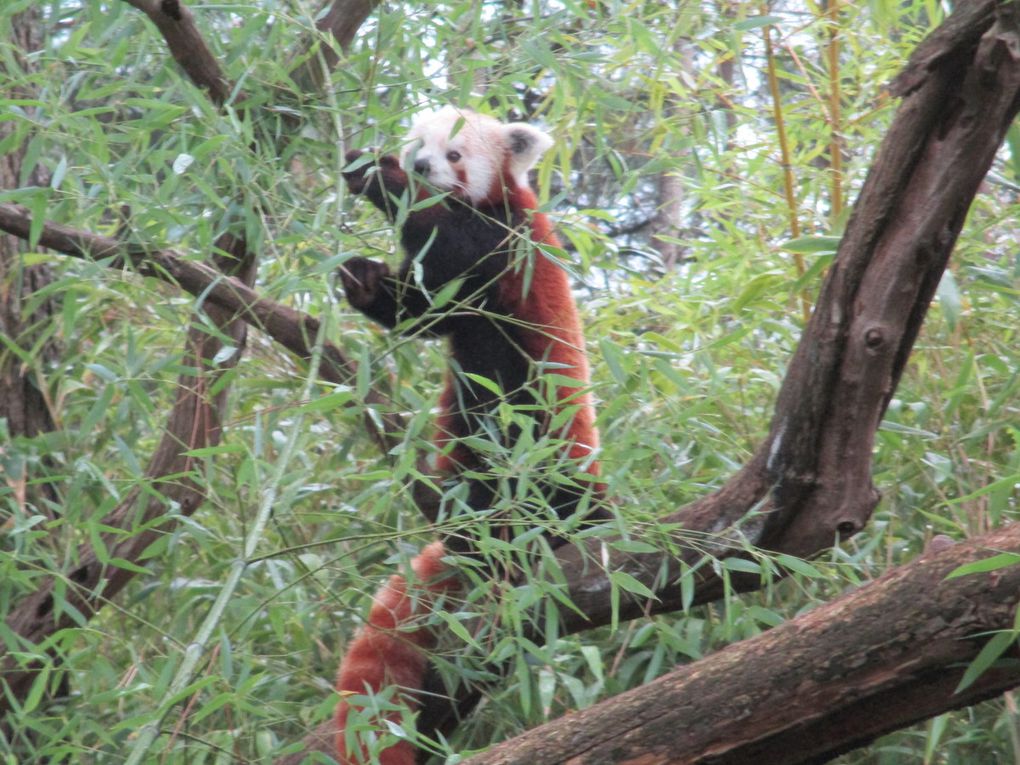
<box><xmin>335</xmin><ymin>106</ymin><xmax>609</xmax><ymax>764</ymax></box>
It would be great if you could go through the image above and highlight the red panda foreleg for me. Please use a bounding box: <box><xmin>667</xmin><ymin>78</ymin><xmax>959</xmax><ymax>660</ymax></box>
<box><xmin>343</xmin><ymin>151</ymin><xmax>409</xmax><ymax>221</ymax></box>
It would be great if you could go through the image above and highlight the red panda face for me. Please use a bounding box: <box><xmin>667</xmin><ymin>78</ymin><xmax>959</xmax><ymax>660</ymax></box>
<box><xmin>401</xmin><ymin>106</ymin><xmax>554</xmax><ymax>205</ymax></box>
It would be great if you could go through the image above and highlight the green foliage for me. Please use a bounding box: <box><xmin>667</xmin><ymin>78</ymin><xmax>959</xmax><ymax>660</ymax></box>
<box><xmin>1</xmin><ymin>0</ymin><xmax>1019</xmax><ymax>763</ymax></box>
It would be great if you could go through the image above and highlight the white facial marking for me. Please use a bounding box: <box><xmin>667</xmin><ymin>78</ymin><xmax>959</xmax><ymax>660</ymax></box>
<box><xmin>401</xmin><ymin>106</ymin><xmax>552</xmax><ymax>204</ymax></box>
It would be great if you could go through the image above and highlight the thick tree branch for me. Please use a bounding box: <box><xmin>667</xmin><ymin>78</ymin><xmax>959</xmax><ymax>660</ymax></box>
<box><xmin>0</xmin><ymin>203</ymin><xmax>404</xmax><ymax>453</ymax></box>
<box><xmin>763</xmin><ymin>0</ymin><xmax>1020</xmax><ymax>555</ymax></box>
<box><xmin>559</xmin><ymin>0</ymin><xmax>1019</xmax><ymax>626</ymax></box>
<box><xmin>121</xmin><ymin>0</ymin><xmax>233</xmax><ymax>105</ymax></box>
<box><xmin>289</xmin><ymin>0</ymin><xmax>381</xmax><ymax>93</ymax></box>
<box><xmin>473</xmin><ymin>528</ymin><xmax>1020</xmax><ymax>764</ymax></box>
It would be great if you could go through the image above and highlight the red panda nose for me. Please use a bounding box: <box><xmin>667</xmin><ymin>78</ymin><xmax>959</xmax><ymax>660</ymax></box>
<box><xmin>413</xmin><ymin>159</ymin><xmax>431</xmax><ymax>176</ymax></box>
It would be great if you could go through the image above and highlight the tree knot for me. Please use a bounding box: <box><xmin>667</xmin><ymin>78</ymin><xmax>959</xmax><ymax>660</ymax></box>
<box><xmin>863</xmin><ymin>326</ymin><xmax>886</xmax><ymax>351</ymax></box>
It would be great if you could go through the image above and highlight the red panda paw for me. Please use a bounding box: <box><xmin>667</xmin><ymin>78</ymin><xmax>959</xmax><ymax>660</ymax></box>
<box><xmin>339</xmin><ymin>256</ymin><xmax>390</xmax><ymax>309</ymax></box>
<box><xmin>343</xmin><ymin>152</ymin><xmax>404</xmax><ymax>196</ymax></box>
<box><xmin>342</xmin><ymin>150</ymin><xmax>371</xmax><ymax>194</ymax></box>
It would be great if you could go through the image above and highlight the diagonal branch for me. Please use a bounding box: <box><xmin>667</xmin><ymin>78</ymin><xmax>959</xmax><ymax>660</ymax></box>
<box><xmin>560</xmin><ymin>0</ymin><xmax>1015</xmax><ymax>628</ymax></box>
<box><xmin>122</xmin><ymin>0</ymin><xmax>233</xmax><ymax>105</ymax></box>
<box><xmin>0</xmin><ymin>203</ymin><xmax>404</xmax><ymax>453</ymax></box>
<box><xmin>123</xmin><ymin>0</ymin><xmax>381</xmax><ymax>102</ymax></box>
<box><xmin>288</xmin><ymin>0</ymin><xmax>381</xmax><ymax>93</ymax></box>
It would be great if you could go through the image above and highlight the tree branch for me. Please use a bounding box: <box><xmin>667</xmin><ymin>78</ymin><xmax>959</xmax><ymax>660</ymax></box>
<box><xmin>1</xmin><ymin>235</ymin><xmax>255</xmax><ymax>711</ymax></box>
<box><xmin>121</xmin><ymin>0</ymin><xmax>233</xmax><ymax>106</ymax></box>
<box><xmin>559</xmin><ymin>0</ymin><xmax>1020</xmax><ymax>627</ymax></box>
<box><xmin>472</xmin><ymin>527</ymin><xmax>1020</xmax><ymax>764</ymax></box>
<box><xmin>289</xmin><ymin>0</ymin><xmax>381</xmax><ymax>93</ymax></box>
<box><xmin>123</xmin><ymin>0</ymin><xmax>380</xmax><ymax>104</ymax></box>
<box><xmin>0</xmin><ymin>203</ymin><xmax>404</xmax><ymax>453</ymax></box>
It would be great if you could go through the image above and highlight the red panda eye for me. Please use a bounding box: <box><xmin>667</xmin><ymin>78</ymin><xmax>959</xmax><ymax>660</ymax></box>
<box><xmin>446</xmin><ymin>150</ymin><xmax>462</xmax><ymax>163</ymax></box>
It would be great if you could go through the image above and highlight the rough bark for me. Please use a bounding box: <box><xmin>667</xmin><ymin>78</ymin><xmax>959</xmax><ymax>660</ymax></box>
<box><xmin>472</xmin><ymin>528</ymin><xmax>1020</xmax><ymax>764</ymax></box>
<box><xmin>763</xmin><ymin>0</ymin><xmax>1015</xmax><ymax>555</ymax></box>
<box><xmin>561</xmin><ymin>0</ymin><xmax>1017</xmax><ymax>622</ymax></box>
<box><xmin>0</xmin><ymin>8</ymin><xmax>59</xmax><ymax>510</ymax></box>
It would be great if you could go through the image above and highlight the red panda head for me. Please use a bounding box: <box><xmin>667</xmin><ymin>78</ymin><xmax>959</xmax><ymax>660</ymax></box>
<box><xmin>401</xmin><ymin>106</ymin><xmax>554</xmax><ymax>205</ymax></box>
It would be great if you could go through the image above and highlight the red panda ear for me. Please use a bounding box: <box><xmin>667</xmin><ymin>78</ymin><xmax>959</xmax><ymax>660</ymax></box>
<box><xmin>504</xmin><ymin>122</ymin><xmax>554</xmax><ymax>178</ymax></box>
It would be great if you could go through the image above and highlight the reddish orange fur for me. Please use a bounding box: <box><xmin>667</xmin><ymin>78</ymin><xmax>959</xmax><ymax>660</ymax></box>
<box><xmin>335</xmin><ymin>542</ymin><xmax>456</xmax><ymax>764</ymax></box>
<box><xmin>493</xmin><ymin>183</ymin><xmax>599</xmax><ymax>471</ymax></box>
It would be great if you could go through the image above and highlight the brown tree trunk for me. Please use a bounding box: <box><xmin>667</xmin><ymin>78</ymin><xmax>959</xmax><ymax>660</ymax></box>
<box><xmin>0</xmin><ymin>8</ymin><xmax>59</xmax><ymax>481</ymax></box>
